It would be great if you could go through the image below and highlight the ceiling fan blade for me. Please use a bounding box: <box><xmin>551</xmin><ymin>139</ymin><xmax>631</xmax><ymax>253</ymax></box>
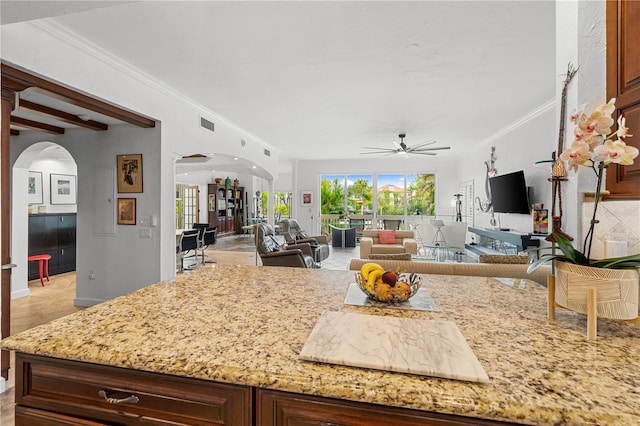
<box><xmin>392</xmin><ymin>140</ymin><xmax>404</xmax><ymax>151</ymax></box>
<box><xmin>406</xmin><ymin>140</ymin><xmax>436</xmax><ymax>151</ymax></box>
<box><xmin>411</xmin><ymin>152</ymin><xmax>438</xmax><ymax>155</ymax></box>
<box><xmin>360</xmin><ymin>150</ymin><xmax>396</xmax><ymax>155</ymax></box>
<box><xmin>362</xmin><ymin>146</ymin><xmax>395</xmax><ymax>151</ymax></box>
<box><xmin>411</xmin><ymin>146</ymin><xmax>451</xmax><ymax>152</ymax></box>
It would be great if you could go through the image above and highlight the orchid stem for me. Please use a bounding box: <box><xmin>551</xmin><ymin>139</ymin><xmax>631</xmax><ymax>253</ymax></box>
<box><xmin>583</xmin><ymin>162</ymin><xmax>605</xmax><ymax>261</ymax></box>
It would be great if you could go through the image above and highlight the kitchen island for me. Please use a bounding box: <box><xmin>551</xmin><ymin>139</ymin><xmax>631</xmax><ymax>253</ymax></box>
<box><xmin>2</xmin><ymin>265</ymin><xmax>639</xmax><ymax>425</ymax></box>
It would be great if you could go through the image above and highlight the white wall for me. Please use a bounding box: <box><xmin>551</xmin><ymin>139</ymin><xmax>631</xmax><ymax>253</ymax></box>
<box><xmin>3</xmin><ymin>21</ymin><xmax>280</xmax><ymax>303</ymax></box>
<box><xmin>457</xmin><ymin>105</ymin><xmax>556</xmax><ymax>235</ymax></box>
<box><xmin>11</xmin><ymin>125</ymin><xmax>163</xmax><ymax>305</ymax></box>
<box><xmin>292</xmin><ymin>157</ymin><xmax>460</xmax><ymax>235</ymax></box>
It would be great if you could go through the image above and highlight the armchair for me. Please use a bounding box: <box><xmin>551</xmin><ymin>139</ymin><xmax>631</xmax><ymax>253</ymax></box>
<box><xmin>255</xmin><ymin>223</ymin><xmax>316</xmax><ymax>268</ymax></box>
<box><xmin>280</xmin><ymin>218</ymin><xmax>330</xmax><ymax>263</ymax></box>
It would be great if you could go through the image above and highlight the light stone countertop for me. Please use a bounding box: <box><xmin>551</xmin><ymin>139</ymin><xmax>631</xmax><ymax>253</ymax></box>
<box><xmin>2</xmin><ymin>265</ymin><xmax>639</xmax><ymax>425</ymax></box>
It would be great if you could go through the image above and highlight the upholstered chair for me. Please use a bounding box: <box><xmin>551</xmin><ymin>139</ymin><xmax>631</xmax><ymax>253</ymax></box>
<box><xmin>280</xmin><ymin>218</ymin><xmax>330</xmax><ymax>263</ymax></box>
<box><xmin>255</xmin><ymin>223</ymin><xmax>316</xmax><ymax>268</ymax></box>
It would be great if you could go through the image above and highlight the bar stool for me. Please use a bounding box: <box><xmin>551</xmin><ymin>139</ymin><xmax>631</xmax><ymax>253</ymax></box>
<box><xmin>27</xmin><ymin>254</ymin><xmax>52</xmax><ymax>286</ymax></box>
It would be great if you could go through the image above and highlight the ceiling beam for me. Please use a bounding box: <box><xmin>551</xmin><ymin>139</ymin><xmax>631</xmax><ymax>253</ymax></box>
<box><xmin>10</xmin><ymin>129</ymin><xmax>19</xmax><ymax>136</ymax></box>
<box><xmin>17</xmin><ymin>98</ymin><xmax>108</xmax><ymax>131</ymax></box>
<box><xmin>10</xmin><ymin>116</ymin><xmax>65</xmax><ymax>135</ymax></box>
<box><xmin>1</xmin><ymin>64</ymin><xmax>156</xmax><ymax>128</ymax></box>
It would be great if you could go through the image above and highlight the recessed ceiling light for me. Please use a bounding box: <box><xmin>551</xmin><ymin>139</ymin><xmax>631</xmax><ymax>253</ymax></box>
<box><xmin>252</xmin><ymin>165</ymin><xmax>257</xmax><ymax>169</ymax></box>
<box><xmin>233</xmin><ymin>157</ymin><xmax>239</xmax><ymax>160</ymax></box>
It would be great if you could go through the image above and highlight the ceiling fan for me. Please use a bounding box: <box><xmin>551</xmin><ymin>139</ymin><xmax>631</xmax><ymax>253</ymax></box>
<box><xmin>361</xmin><ymin>133</ymin><xmax>450</xmax><ymax>157</ymax></box>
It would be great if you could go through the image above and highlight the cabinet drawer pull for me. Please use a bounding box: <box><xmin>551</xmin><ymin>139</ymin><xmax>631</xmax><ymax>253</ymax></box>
<box><xmin>98</xmin><ymin>390</ymin><xmax>140</xmax><ymax>404</ymax></box>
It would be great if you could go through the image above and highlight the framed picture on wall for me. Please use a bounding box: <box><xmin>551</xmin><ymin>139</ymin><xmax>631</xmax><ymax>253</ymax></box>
<box><xmin>117</xmin><ymin>154</ymin><xmax>143</xmax><ymax>193</ymax></box>
<box><xmin>50</xmin><ymin>173</ymin><xmax>77</xmax><ymax>205</ymax></box>
<box><xmin>117</xmin><ymin>198</ymin><xmax>136</xmax><ymax>225</ymax></box>
<box><xmin>300</xmin><ymin>190</ymin><xmax>314</xmax><ymax>207</ymax></box>
<box><xmin>27</xmin><ymin>171</ymin><xmax>43</xmax><ymax>204</ymax></box>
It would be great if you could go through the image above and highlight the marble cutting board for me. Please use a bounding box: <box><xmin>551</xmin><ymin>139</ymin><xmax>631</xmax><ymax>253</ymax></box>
<box><xmin>300</xmin><ymin>311</ymin><xmax>490</xmax><ymax>383</ymax></box>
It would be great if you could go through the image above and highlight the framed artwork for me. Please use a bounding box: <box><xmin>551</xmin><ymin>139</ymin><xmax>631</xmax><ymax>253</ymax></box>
<box><xmin>117</xmin><ymin>154</ymin><xmax>143</xmax><ymax>193</ymax></box>
<box><xmin>117</xmin><ymin>198</ymin><xmax>136</xmax><ymax>225</ymax></box>
<box><xmin>50</xmin><ymin>174</ymin><xmax>77</xmax><ymax>205</ymax></box>
<box><xmin>532</xmin><ymin>208</ymin><xmax>549</xmax><ymax>235</ymax></box>
<box><xmin>300</xmin><ymin>190</ymin><xmax>314</xmax><ymax>207</ymax></box>
<box><xmin>27</xmin><ymin>171</ymin><xmax>43</xmax><ymax>204</ymax></box>
<box><xmin>208</xmin><ymin>194</ymin><xmax>215</xmax><ymax>211</ymax></box>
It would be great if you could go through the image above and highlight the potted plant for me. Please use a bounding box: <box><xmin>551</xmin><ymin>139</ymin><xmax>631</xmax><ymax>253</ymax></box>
<box><xmin>528</xmin><ymin>98</ymin><xmax>640</xmax><ymax>330</ymax></box>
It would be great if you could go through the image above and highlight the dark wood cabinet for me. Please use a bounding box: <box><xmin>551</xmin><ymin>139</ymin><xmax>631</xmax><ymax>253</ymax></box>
<box><xmin>208</xmin><ymin>184</ymin><xmax>244</xmax><ymax>236</ymax></box>
<box><xmin>16</xmin><ymin>353</ymin><xmax>252</xmax><ymax>426</ymax></box>
<box><xmin>28</xmin><ymin>214</ymin><xmax>76</xmax><ymax>280</ymax></box>
<box><xmin>14</xmin><ymin>354</ymin><xmax>512</xmax><ymax>426</ymax></box>
<box><xmin>606</xmin><ymin>0</ymin><xmax>640</xmax><ymax>198</ymax></box>
<box><xmin>257</xmin><ymin>389</ymin><xmax>508</xmax><ymax>426</ymax></box>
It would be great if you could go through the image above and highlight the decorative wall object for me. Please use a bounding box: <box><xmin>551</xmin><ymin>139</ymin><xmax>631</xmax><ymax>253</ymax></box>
<box><xmin>547</xmin><ymin>62</ymin><xmax>577</xmax><ymax>243</ymax></box>
<box><xmin>117</xmin><ymin>198</ymin><xmax>136</xmax><ymax>225</ymax></box>
<box><xmin>50</xmin><ymin>173</ymin><xmax>77</xmax><ymax>205</ymax></box>
<box><xmin>27</xmin><ymin>171</ymin><xmax>43</xmax><ymax>204</ymax></box>
<box><xmin>117</xmin><ymin>154</ymin><xmax>143</xmax><ymax>193</ymax></box>
<box><xmin>301</xmin><ymin>190</ymin><xmax>314</xmax><ymax>207</ymax></box>
<box><xmin>475</xmin><ymin>146</ymin><xmax>496</xmax><ymax>226</ymax></box>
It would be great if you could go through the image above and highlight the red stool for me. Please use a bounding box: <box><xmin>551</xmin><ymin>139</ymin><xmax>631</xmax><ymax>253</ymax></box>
<box><xmin>27</xmin><ymin>254</ymin><xmax>52</xmax><ymax>286</ymax></box>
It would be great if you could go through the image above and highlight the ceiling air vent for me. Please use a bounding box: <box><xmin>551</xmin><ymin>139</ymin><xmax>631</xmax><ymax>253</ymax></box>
<box><xmin>200</xmin><ymin>117</ymin><xmax>215</xmax><ymax>132</ymax></box>
<box><xmin>264</xmin><ymin>148</ymin><xmax>271</xmax><ymax>157</ymax></box>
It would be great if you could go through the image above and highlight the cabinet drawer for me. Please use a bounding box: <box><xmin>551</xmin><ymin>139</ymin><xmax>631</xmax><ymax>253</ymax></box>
<box><xmin>16</xmin><ymin>405</ymin><xmax>108</xmax><ymax>425</ymax></box>
<box><xmin>16</xmin><ymin>353</ymin><xmax>251</xmax><ymax>426</ymax></box>
<box><xmin>257</xmin><ymin>389</ymin><xmax>509</xmax><ymax>426</ymax></box>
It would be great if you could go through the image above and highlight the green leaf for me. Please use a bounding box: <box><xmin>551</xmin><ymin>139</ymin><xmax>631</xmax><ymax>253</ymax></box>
<box><xmin>590</xmin><ymin>253</ymin><xmax>640</xmax><ymax>269</ymax></box>
<box><xmin>553</xmin><ymin>233</ymin><xmax>589</xmax><ymax>265</ymax></box>
<box><xmin>527</xmin><ymin>253</ymin><xmax>573</xmax><ymax>273</ymax></box>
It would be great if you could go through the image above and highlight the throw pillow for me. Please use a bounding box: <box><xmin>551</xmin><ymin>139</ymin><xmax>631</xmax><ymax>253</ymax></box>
<box><xmin>378</xmin><ymin>230</ymin><xmax>396</xmax><ymax>244</ymax></box>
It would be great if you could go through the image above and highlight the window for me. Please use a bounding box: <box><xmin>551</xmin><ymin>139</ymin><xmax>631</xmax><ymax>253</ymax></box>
<box><xmin>320</xmin><ymin>173</ymin><xmax>435</xmax><ymax>222</ymax></box>
<box><xmin>320</xmin><ymin>175</ymin><xmax>345</xmax><ymax>214</ymax></box>
<box><xmin>182</xmin><ymin>185</ymin><xmax>199</xmax><ymax>229</ymax></box>
<box><xmin>347</xmin><ymin>175</ymin><xmax>373</xmax><ymax>214</ymax></box>
<box><xmin>274</xmin><ymin>191</ymin><xmax>292</xmax><ymax>220</ymax></box>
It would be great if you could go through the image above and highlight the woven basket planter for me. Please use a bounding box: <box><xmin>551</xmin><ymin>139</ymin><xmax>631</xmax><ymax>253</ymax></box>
<box><xmin>554</xmin><ymin>261</ymin><xmax>639</xmax><ymax>320</ymax></box>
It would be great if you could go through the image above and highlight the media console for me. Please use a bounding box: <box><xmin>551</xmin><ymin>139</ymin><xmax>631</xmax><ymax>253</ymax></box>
<box><xmin>468</xmin><ymin>227</ymin><xmax>540</xmax><ymax>254</ymax></box>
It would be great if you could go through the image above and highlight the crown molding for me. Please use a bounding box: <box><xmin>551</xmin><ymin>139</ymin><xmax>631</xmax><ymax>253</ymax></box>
<box><xmin>481</xmin><ymin>99</ymin><xmax>555</xmax><ymax>146</ymax></box>
<box><xmin>29</xmin><ymin>20</ymin><xmax>276</xmax><ymax>153</ymax></box>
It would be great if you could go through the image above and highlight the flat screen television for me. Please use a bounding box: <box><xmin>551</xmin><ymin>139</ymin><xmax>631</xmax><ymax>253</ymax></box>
<box><xmin>489</xmin><ymin>170</ymin><xmax>531</xmax><ymax>214</ymax></box>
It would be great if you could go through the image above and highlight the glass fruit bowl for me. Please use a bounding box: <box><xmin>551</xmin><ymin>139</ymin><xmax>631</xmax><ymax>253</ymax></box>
<box><xmin>355</xmin><ymin>272</ymin><xmax>422</xmax><ymax>304</ymax></box>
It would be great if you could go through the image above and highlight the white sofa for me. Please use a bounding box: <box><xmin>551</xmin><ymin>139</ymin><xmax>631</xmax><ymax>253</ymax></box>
<box><xmin>348</xmin><ymin>258</ymin><xmax>551</xmax><ymax>286</ymax></box>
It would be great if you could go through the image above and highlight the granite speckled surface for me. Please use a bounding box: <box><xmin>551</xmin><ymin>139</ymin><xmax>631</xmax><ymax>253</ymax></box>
<box><xmin>2</xmin><ymin>265</ymin><xmax>639</xmax><ymax>425</ymax></box>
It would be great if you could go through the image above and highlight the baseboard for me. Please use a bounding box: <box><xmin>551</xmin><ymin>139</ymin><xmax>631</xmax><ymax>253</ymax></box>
<box><xmin>11</xmin><ymin>288</ymin><xmax>31</xmax><ymax>300</ymax></box>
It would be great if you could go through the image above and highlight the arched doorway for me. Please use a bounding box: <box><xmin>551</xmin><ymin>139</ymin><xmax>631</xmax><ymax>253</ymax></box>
<box><xmin>11</xmin><ymin>142</ymin><xmax>77</xmax><ymax>299</ymax></box>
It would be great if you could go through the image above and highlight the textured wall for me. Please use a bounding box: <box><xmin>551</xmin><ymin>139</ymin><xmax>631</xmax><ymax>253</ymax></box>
<box><xmin>582</xmin><ymin>200</ymin><xmax>640</xmax><ymax>258</ymax></box>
